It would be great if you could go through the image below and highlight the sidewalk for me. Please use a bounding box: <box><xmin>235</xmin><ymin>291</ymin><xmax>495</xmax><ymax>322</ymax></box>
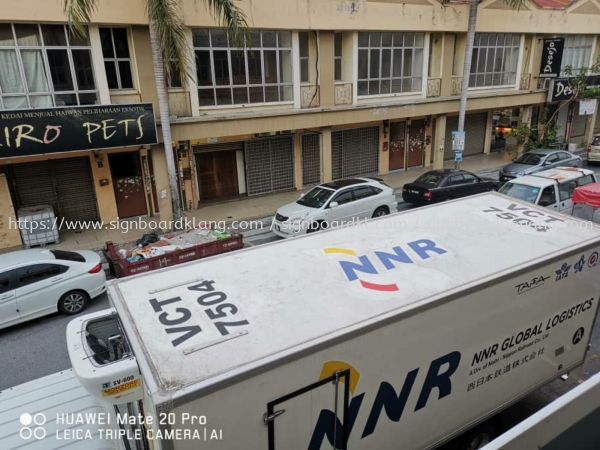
<box><xmin>1</xmin><ymin>152</ymin><xmax>508</xmax><ymax>255</ymax></box>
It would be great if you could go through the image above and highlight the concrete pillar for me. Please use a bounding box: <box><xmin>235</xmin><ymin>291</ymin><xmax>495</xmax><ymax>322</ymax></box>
<box><xmin>294</xmin><ymin>133</ymin><xmax>303</xmax><ymax>190</ymax></box>
<box><xmin>433</xmin><ymin>115</ymin><xmax>447</xmax><ymax>170</ymax></box>
<box><xmin>318</xmin><ymin>31</ymin><xmax>335</xmax><ymax>107</ymax></box>
<box><xmin>483</xmin><ymin>111</ymin><xmax>494</xmax><ymax>155</ymax></box>
<box><xmin>0</xmin><ymin>174</ymin><xmax>23</xmax><ymax>249</ymax></box>
<box><xmin>584</xmin><ymin>100</ymin><xmax>599</xmax><ymax>146</ymax></box>
<box><xmin>322</xmin><ymin>128</ymin><xmax>333</xmax><ymax>182</ymax></box>
<box><xmin>380</xmin><ymin>123</ymin><xmax>389</xmax><ymax>175</ymax></box>
<box><xmin>89</xmin><ymin>151</ymin><xmax>118</xmax><ymax>222</ymax></box>
<box><xmin>440</xmin><ymin>33</ymin><xmax>456</xmax><ymax>97</ymax></box>
<box><xmin>424</xmin><ymin>118</ymin><xmax>433</xmax><ymax>167</ymax></box>
<box><xmin>151</xmin><ymin>144</ymin><xmax>174</xmax><ymax>225</ymax></box>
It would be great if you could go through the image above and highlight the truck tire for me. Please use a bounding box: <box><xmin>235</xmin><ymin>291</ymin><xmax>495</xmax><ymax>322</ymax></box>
<box><xmin>452</xmin><ymin>422</ymin><xmax>496</xmax><ymax>450</ymax></box>
<box><xmin>58</xmin><ymin>290</ymin><xmax>89</xmax><ymax>315</ymax></box>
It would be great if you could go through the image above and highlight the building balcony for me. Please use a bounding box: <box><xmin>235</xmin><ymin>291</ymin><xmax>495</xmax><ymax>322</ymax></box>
<box><xmin>426</xmin><ymin>78</ymin><xmax>441</xmax><ymax>98</ymax></box>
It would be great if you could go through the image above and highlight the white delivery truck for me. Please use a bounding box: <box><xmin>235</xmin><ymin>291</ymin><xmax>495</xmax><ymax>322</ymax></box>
<box><xmin>482</xmin><ymin>370</ymin><xmax>600</xmax><ymax>450</ymax></box>
<box><xmin>498</xmin><ymin>167</ymin><xmax>597</xmax><ymax>213</ymax></box>
<box><xmin>2</xmin><ymin>192</ymin><xmax>600</xmax><ymax>450</ymax></box>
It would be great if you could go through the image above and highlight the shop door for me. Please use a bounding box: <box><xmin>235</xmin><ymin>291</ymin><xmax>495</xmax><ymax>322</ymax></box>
<box><xmin>195</xmin><ymin>151</ymin><xmax>239</xmax><ymax>201</ymax></box>
<box><xmin>569</xmin><ymin>105</ymin><xmax>587</xmax><ymax>143</ymax></box>
<box><xmin>5</xmin><ymin>157</ymin><xmax>100</xmax><ymax>222</ymax></box>
<box><xmin>407</xmin><ymin>119</ymin><xmax>426</xmax><ymax>168</ymax></box>
<box><xmin>108</xmin><ymin>152</ymin><xmax>148</xmax><ymax>219</ymax></box>
<box><xmin>389</xmin><ymin>122</ymin><xmax>406</xmax><ymax>171</ymax></box>
<box><xmin>332</xmin><ymin>126</ymin><xmax>380</xmax><ymax>179</ymax></box>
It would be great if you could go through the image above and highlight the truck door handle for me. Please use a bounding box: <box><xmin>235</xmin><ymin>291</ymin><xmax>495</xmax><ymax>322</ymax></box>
<box><xmin>263</xmin><ymin>409</ymin><xmax>286</xmax><ymax>425</ymax></box>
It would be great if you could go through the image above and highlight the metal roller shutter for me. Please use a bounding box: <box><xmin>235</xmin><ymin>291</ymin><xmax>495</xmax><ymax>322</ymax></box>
<box><xmin>301</xmin><ymin>133</ymin><xmax>321</xmax><ymax>186</ymax></box>
<box><xmin>4</xmin><ymin>157</ymin><xmax>99</xmax><ymax>223</ymax></box>
<box><xmin>569</xmin><ymin>106</ymin><xmax>587</xmax><ymax>142</ymax></box>
<box><xmin>245</xmin><ymin>136</ymin><xmax>295</xmax><ymax>196</ymax></box>
<box><xmin>332</xmin><ymin>126</ymin><xmax>380</xmax><ymax>180</ymax></box>
<box><xmin>444</xmin><ymin>113</ymin><xmax>487</xmax><ymax>159</ymax></box>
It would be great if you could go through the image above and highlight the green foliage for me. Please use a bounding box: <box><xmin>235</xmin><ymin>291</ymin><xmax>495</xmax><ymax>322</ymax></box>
<box><xmin>507</xmin><ymin>122</ymin><xmax>530</xmax><ymax>146</ymax></box>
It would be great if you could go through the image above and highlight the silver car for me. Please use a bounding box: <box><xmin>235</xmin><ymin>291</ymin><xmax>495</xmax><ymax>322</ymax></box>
<box><xmin>499</xmin><ymin>149</ymin><xmax>582</xmax><ymax>182</ymax></box>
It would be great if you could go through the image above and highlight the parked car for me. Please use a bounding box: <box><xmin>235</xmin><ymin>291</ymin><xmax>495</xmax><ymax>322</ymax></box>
<box><xmin>588</xmin><ymin>134</ymin><xmax>600</xmax><ymax>165</ymax></box>
<box><xmin>0</xmin><ymin>249</ymin><xmax>106</xmax><ymax>330</ymax></box>
<box><xmin>271</xmin><ymin>177</ymin><xmax>397</xmax><ymax>238</ymax></box>
<box><xmin>401</xmin><ymin>169</ymin><xmax>501</xmax><ymax>206</ymax></box>
<box><xmin>499</xmin><ymin>149</ymin><xmax>582</xmax><ymax>182</ymax></box>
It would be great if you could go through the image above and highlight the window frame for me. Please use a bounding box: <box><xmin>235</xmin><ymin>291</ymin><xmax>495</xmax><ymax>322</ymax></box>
<box><xmin>334</xmin><ymin>32</ymin><xmax>343</xmax><ymax>82</ymax></box>
<box><xmin>99</xmin><ymin>27</ymin><xmax>135</xmax><ymax>91</ymax></box>
<box><xmin>558</xmin><ymin>180</ymin><xmax>577</xmax><ymax>202</ymax></box>
<box><xmin>299</xmin><ymin>31</ymin><xmax>310</xmax><ymax>84</ymax></box>
<box><xmin>16</xmin><ymin>263</ymin><xmax>68</xmax><ymax>289</ymax></box>
<box><xmin>352</xmin><ymin>185</ymin><xmax>375</xmax><ymax>200</ymax></box>
<box><xmin>192</xmin><ymin>28</ymin><xmax>294</xmax><ymax>108</ymax></box>
<box><xmin>560</xmin><ymin>35</ymin><xmax>594</xmax><ymax>77</ymax></box>
<box><xmin>329</xmin><ymin>189</ymin><xmax>354</xmax><ymax>206</ymax></box>
<box><xmin>0</xmin><ymin>23</ymin><xmax>99</xmax><ymax>109</ymax></box>
<box><xmin>539</xmin><ymin>186</ymin><xmax>557</xmax><ymax>206</ymax></box>
<box><xmin>448</xmin><ymin>174</ymin><xmax>466</xmax><ymax>186</ymax></box>
<box><xmin>357</xmin><ymin>31</ymin><xmax>425</xmax><ymax>97</ymax></box>
<box><xmin>577</xmin><ymin>174</ymin><xmax>595</xmax><ymax>186</ymax></box>
<box><xmin>461</xmin><ymin>173</ymin><xmax>480</xmax><ymax>184</ymax></box>
<box><xmin>0</xmin><ymin>269</ymin><xmax>17</xmax><ymax>294</ymax></box>
<box><xmin>468</xmin><ymin>33</ymin><xmax>521</xmax><ymax>89</ymax></box>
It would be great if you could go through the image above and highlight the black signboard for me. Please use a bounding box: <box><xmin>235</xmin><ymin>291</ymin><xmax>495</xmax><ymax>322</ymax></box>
<box><xmin>548</xmin><ymin>75</ymin><xmax>600</xmax><ymax>102</ymax></box>
<box><xmin>539</xmin><ymin>37</ymin><xmax>564</xmax><ymax>78</ymax></box>
<box><xmin>0</xmin><ymin>103</ymin><xmax>158</xmax><ymax>159</ymax></box>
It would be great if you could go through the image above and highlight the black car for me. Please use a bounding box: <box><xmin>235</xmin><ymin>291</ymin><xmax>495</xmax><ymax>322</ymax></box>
<box><xmin>402</xmin><ymin>169</ymin><xmax>501</xmax><ymax>206</ymax></box>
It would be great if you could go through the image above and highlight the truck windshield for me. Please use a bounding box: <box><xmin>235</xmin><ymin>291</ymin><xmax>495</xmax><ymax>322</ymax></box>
<box><xmin>297</xmin><ymin>186</ymin><xmax>335</xmax><ymax>208</ymax></box>
<box><xmin>513</xmin><ymin>153</ymin><xmax>543</xmax><ymax>165</ymax></box>
<box><xmin>499</xmin><ymin>183</ymin><xmax>541</xmax><ymax>204</ymax></box>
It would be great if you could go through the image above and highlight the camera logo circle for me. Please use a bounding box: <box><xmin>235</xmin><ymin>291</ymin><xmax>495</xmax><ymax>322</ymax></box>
<box><xmin>19</xmin><ymin>412</ymin><xmax>47</xmax><ymax>440</ymax></box>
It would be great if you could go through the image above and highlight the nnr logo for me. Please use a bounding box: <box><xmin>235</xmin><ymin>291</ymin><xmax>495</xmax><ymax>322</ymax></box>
<box><xmin>20</xmin><ymin>412</ymin><xmax>47</xmax><ymax>440</ymax></box>
<box><xmin>324</xmin><ymin>239</ymin><xmax>448</xmax><ymax>291</ymax></box>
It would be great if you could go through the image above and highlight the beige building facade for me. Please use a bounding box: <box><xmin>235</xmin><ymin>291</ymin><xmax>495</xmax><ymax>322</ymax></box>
<box><xmin>1</xmin><ymin>0</ymin><xmax>600</xmax><ymax>247</ymax></box>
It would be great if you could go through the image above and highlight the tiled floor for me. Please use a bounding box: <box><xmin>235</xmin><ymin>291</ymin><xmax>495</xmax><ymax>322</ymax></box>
<box><xmin>3</xmin><ymin>152</ymin><xmax>509</xmax><ymax>254</ymax></box>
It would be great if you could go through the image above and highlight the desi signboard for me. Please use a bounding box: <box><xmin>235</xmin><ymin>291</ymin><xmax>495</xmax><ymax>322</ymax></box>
<box><xmin>539</xmin><ymin>38</ymin><xmax>564</xmax><ymax>78</ymax></box>
<box><xmin>0</xmin><ymin>103</ymin><xmax>158</xmax><ymax>159</ymax></box>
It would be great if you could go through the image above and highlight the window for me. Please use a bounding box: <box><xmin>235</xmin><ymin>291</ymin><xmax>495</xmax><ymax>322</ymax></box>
<box><xmin>166</xmin><ymin>60</ymin><xmax>183</xmax><ymax>88</ymax></box>
<box><xmin>17</xmin><ymin>264</ymin><xmax>68</xmax><ymax>288</ymax></box>
<box><xmin>50</xmin><ymin>249</ymin><xmax>85</xmax><ymax>262</ymax></box>
<box><xmin>193</xmin><ymin>29</ymin><xmax>293</xmax><ymax>106</ymax></box>
<box><xmin>99</xmin><ymin>28</ymin><xmax>134</xmax><ymax>90</ymax></box>
<box><xmin>577</xmin><ymin>175</ymin><xmax>595</xmax><ymax>186</ymax></box>
<box><xmin>334</xmin><ymin>32</ymin><xmax>342</xmax><ymax>81</ymax></box>
<box><xmin>416</xmin><ymin>172</ymin><xmax>444</xmax><ymax>186</ymax></box>
<box><xmin>469</xmin><ymin>33</ymin><xmax>520</xmax><ymax>88</ymax></box>
<box><xmin>448</xmin><ymin>174</ymin><xmax>465</xmax><ymax>186</ymax></box>
<box><xmin>299</xmin><ymin>32</ymin><xmax>309</xmax><ymax>83</ymax></box>
<box><xmin>561</xmin><ymin>35</ymin><xmax>594</xmax><ymax>76</ymax></box>
<box><xmin>545</xmin><ymin>153</ymin><xmax>559</xmax><ymax>164</ymax></box>
<box><xmin>357</xmin><ymin>32</ymin><xmax>424</xmax><ymax>96</ymax></box>
<box><xmin>0</xmin><ymin>270</ymin><xmax>15</xmax><ymax>294</ymax></box>
<box><xmin>558</xmin><ymin>152</ymin><xmax>572</xmax><ymax>161</ymax></box>
<box><xmin>462</xmin><ymin>173</ymin><xmax>479</xmax><ymax>183</ymax></box>
<box><xmin>331</xmin><ymin>190</ymin><xmax>353</xmax><ymax>205</ymax></box>
<box><xmin>539</xmin><ymin>186</ymin><xmax>556</xmax><ymax>206</ymax></box>
<box><xmin>353</xmin><ymin>186</ymin><xmax>375</xmax><ymax>200</ymax></box>
<box><xmin>592</xmin><ymin>136</ymin><xmax>600</xmax><ymax>146</ymax></box>
<box><xmin>0</xmin><ymin>23</ymin><xmax>98</xmax><ymax>109</ymax></box>
<box><xmin>559</xmin><ymin>181</ymin><xmax>577</xmax><ymax>201</ymax></box>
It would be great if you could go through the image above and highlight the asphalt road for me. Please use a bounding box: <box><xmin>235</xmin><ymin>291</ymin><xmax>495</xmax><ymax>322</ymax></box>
<box><xmin>1</xmin><ymin>161</ymin><xmax>600</xmax><ymax>443</ymax></box>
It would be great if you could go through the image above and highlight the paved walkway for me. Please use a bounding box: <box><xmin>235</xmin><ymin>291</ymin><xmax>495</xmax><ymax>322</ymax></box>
<box><xmin>0</xmin><ymin>151</ymin><xmax>514</xmax><ymax>254</ymax></box>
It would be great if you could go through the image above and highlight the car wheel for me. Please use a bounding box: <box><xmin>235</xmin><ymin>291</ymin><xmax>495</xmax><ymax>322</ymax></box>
<box><xmin>307</xmin><ymin>221</ymin><xmax>324</xmax><ymax>233</ymax></box>
<box><xmin>372</xmin><ymin>207</ymin><xmax>389</xmax><ymax>218</ymax></box>
<box><xmin>58</xmin><ymin>290</ymin><xmax>89</xmax><ymax>315</ymax></box>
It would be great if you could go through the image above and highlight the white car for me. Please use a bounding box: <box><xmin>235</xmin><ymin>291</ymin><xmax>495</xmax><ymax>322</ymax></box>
<box><xmin>0</xmin><ymin>249</ymin><xmax>106</xmax><ymax>330</ymax></box>
<box><xmin>272</xmin><ymin>177</ymin><xmax>398</xmax><ymax>238</ymax></box>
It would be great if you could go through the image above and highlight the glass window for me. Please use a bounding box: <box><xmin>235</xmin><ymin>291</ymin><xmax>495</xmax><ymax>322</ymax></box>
<box><xmin>561</xmin><ymin>35</ymin><xmax>594</xmax><ymax>76</ymax></box>
<box><xmin>331</xmin><ymin>190</ymin><xmax>354</xmax><ymax>205</ymax></box>
<box><xmin>462</xmin><ymin>173</ymin><xmax>479</xmax><ymax>183</ymax></box>
<box><xmin>100</xmin><ymin>28</ymin><xmax>134</xmax><ymax>90</ymax></box>
<box><xmin>17</xmin><ymin>264</ymin><xmax>68</xmax><ymax>288</ymax></box>
<box><xmin>539</xmin><ymin>186</ymin><xmax>556</xmax><ymax>206</ymax></box>
<box><xmin>299</xmin><ymin>32</ymin><xmax>309</xmax><ymax>83</ymax></box>
<box><xmin>353</xmin><ymin>186</ymin><xmax>374</xmax><ymax>200</ymax></box>
<box><xmin>577</xmin><ymin>175</ymin><xmax>595</xmax><ymax>186</ymax></box>
<box><xmin>448</xmin><ymin>174</ymin><xmax>465</xmax><ymax>185</ymax></box>
<box><xmin>415</xmin><ymin>172</ymin><xmax>444</xmax><ymax>186</ymax></box>
<box><xmin>50</xmin><ymin>249</ymin><xmax>85</xmax><ymax>262</ymax></box>
<box><xmin>499</xmin><ymin>183</ymin><xmax>541</xmax><ymax>204</ymax></box>
<box><xmin>193</xmin><ymin>28</ymin><xmax>293</xmax><ymax>106</ymax></box>
<box><xmin>334</xmin><ymin>32</ymin><xmax>342</xmax><ymax>81</ymax></box>
<box><xmin>0</xmin><ymin>270</ymin><xmax>15</xmax><ymax>294</ymax></box>
<box><xmin>514</xmin><ymin>152</ymin><xmax>543</xmax><ymax>165</ymax></box>
<box><xmin>0</xmin><ymin>23</ymin><xmax>97</xmax><ymax>109</ymax></box>
<box><xmin>545</xmin><ymin>153</ymin><xmax>559</xmax><ymax>164</ymax></box>
<box><xmin>469</xmin><ymin>33</ymin><xmax>520</xmax><ymax>88</ymax></box>
<box><xmin>592</xmin><ymin>136</ymin><xmax>600</xmax><ymax>146</ymax></box>
<box><xmin>296</xmin><ymin>186</ymin><xmax>335</xmax><ymax>208</ymax></box>
<box><xmin>357</xmin><ymin>31</ymin><xmax>424</xmax><ymax>96</ymax></box>
<box><xmin>559</xmin><ymin>181</ymin><xmax>577</xmax><ymax>201</ymax></box>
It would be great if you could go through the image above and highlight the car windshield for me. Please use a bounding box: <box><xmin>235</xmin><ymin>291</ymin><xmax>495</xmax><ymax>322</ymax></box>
<box><xmin>296</xmin><ymin>186</ymin><xmax>335</xmax><ymax>208</ymax></box>
<box><xmin>498</xmin><ymin>182</ymin><xmax>541</xmax><ymax>204</ymax></box>
<box><xmin>513</xmin><ymin>153</ymin><xmax>543</xmax><ymax>165</ymax></box>
<box><xmin>415</xmin><ymin>173</ymin><xmax>444</xmax><ymax>186</ymax></box>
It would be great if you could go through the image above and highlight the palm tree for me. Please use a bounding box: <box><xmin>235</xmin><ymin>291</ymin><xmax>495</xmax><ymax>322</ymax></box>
<box><xmin>455</xmin><ymin>0</ymin><xmax>527</xmax><ymax>169</ymax></box>
<box><xmin>63</xmin><ymin>0</ymin><xmax>248</xmax><ymax>223</ymax></box>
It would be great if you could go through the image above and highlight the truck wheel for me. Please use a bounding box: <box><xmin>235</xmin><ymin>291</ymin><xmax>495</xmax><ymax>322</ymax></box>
<box><xmin>58</xmin><ymin>290</ymin><xmax>89</xmax><ymax>315</ymax></box>
<box><xmin>453</xmin><ymin>423</ymin><xmax>496</xmax><ymax>450</ymax></box>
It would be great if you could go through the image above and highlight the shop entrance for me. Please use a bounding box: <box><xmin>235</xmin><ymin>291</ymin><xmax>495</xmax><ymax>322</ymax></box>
<box><xmin>108</xmin><ymin>151</ymin><xmax>148</xmax><ymax>219</ymax></box>
<box><xmin>389</xmin><ymin>122</ymin><xmax>406</xmax><ymax>171</ymax></box>
<box><xmin>196</xmin><ymin>151</ymin><xmax>239</xmax><ymax>201</ymax></box>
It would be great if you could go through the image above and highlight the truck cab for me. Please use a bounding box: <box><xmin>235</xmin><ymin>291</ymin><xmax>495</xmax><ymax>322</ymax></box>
<box><xmin>498</xmin><ymin>167</ymin><xmax>597</xmax><ymax>214</ymax></box>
